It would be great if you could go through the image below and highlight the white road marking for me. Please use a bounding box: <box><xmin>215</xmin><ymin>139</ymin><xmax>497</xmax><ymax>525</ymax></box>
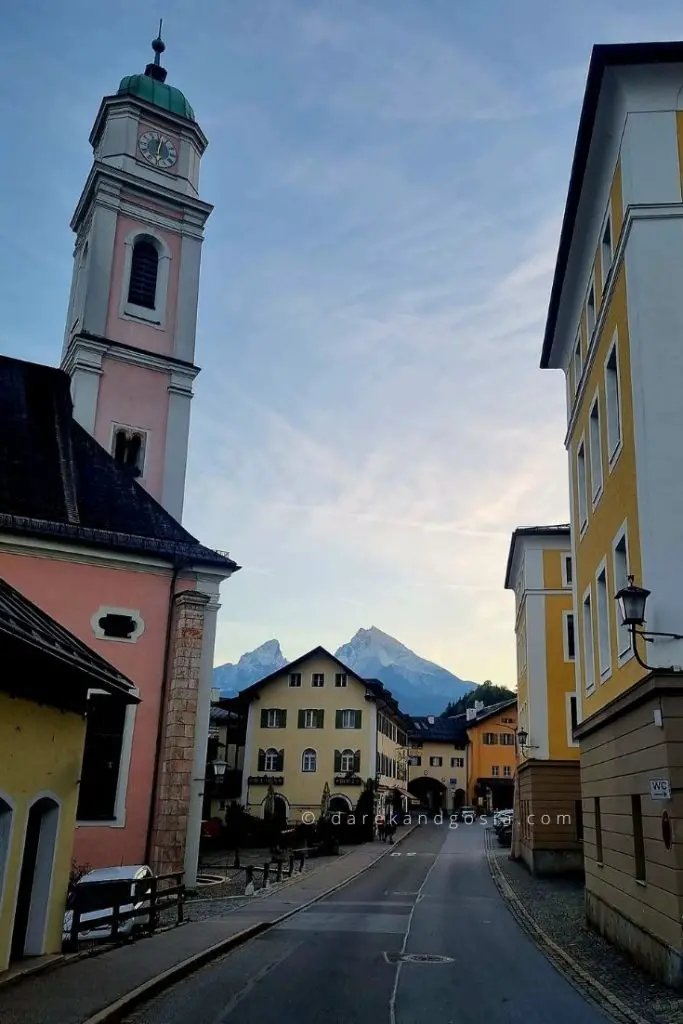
<box><xmin>388</xmin><ymin>849</ymin><xmax>440</xmax><ymax>1024</ymax></box>
<box><xmin>406</xmin><ymin>852</ymin><xmax>416</xmax><ymax>857</ymax></box>
<box><xmin>390</xmin><ymin>852</ymin><xmax>402</xmax><ymax>857</ymax></box>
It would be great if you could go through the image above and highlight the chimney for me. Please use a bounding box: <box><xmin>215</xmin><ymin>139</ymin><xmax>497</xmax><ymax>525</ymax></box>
<box><xmin>474</xmin><ymin>700</ymin><xmax>484</xmax><ymax>712</ymax></box>
<box><xmin>466</xmin><ymin>708</ymin><xmax>476</xmax><ymax>722</ymax></box>
<box><xmin>427</xmin><ymin>716</ymin><xmax>435</xmax><ymax>725</ymax></box>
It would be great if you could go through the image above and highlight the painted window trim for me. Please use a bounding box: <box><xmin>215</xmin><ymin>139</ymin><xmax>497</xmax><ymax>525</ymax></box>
<box><xmin>576</xmin><ymin>433</ymin><xmax>589</xmax><ymax>537</ymax></box>
<box><xmin>604</xmin><ymin>331</ymin><xmax>623</xmax><ymax>472</ymax></box>
<box><xmin>565</xmin><ymin>693</ymin><xmax>579</xmax><ymax>748</ymax></box>
<box><xmin>585</xmin><ymin>271</ymin><xmax>597</xmax><ymax>353</ymax></box>
<box><xmin>600</xmin><ymin>208</ymin><xmax>613</xmax><ymax>294</ymax></box>
<box><xmin>77</xmin><ymin>697</ymin><xmax>137</xmax><ymax>828</ymax></box>
<box><xmin>119</xmin><ymin>228</ymin><xmax>172</xmax><ymax>330</ymax></box>
<box><xmin>572</xmin><ymin>331</ymin><xmax>583</xmax><ymax>396</ymax></box>
<box><xmin>109</xmin><ymin>421</ymin><xmax>150</xmax><ymax>481</ymax></box>
<box><xmin>582</xmin><ymin>583</ymin><xmax>596</xmax><ymax>695</ymax></box>
<box><xmin>595</xmin><ymin>557</ymin><xmax>612</xmax><ymax>683</ymax></box>
<box><xmin>91</xmin><ymin>606</ymin><xmax>145</xmax><ymax>644</ymax></box>
<box><xmin>588</xmin><ymin>389</ymin><xmax>604</xmax><ymax>508</ymax></box>
<box><xmin>264</xmin><ymin>747</ymin><xmax>280</xmax><ymax>771</ymax></box>
<box><xmin>561</xmin><ymin>552</ymin><xmax>573</xmax><ymax>588</ymax></box>
<box><xmin>301</xmin><ymin>748</ymin><xmax>317</xmax><ymax>773</ymax></box>
<box><xmin>340</xmin><ymin>748</ymin><xmax>355</xmax><ymax>772</ymax></box>
<box><xmin>612</xmin><ymin>519</ymin><xmax>635</xmax><ymax>666</ymax></box>
<box><xmin>562</xmin><ymin>610</ymin><xmax>575</xmax><ymax>663</ymax></box>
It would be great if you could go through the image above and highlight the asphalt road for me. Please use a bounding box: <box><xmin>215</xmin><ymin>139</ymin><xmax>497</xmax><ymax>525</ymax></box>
<box><xmin>124</xmin><ymin>821</ymin><xmax>611</xmax><ymax>1024</ymax></box>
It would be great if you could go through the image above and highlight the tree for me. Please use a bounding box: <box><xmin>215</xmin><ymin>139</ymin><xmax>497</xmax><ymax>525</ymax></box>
<box><xmin>440</xmin><ymin>679</ymin><xmax>515</xmax><ymax>718</ymax></box>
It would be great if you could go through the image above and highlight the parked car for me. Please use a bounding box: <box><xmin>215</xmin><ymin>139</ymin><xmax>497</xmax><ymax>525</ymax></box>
<box><xmin>63</xmin><ymin>865</ymin><xmax>153</xmax><ymax>949</ymax></box>
<box><xmin>493</xmin><ymin>809</ymin><xmax>513</xmax><ymax>833</ymax></box>
<box><xmin>497</xmin><ymin>822</ymin><xmax>513</xmax><ymax>847</ymax></box>
<box><xmin>455</xmin><ymin>805</ymin><xmax>477</xmax><ymax>822</ymax></box>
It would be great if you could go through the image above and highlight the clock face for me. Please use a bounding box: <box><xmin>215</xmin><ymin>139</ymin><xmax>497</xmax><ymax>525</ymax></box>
<box><xmin>138</xmin><ymin>130</ymin><xmax>178</xmax><ymax>169</ymax></box>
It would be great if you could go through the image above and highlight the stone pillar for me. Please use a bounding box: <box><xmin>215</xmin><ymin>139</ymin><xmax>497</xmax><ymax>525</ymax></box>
<box><xmin>184</xmin><ymin>579</ymin><xmax>221</xmax><ymax>888</ymax></box>
<box><xmin>149</xmin><ymin>589</ymin><xmax>210</xmax><ymax>877</ymax></box>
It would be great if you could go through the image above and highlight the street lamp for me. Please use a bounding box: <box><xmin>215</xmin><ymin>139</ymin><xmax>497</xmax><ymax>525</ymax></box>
<box><xmin>615</xmin><ymin>575</ymin><xmax>683</xmax><ymax>671</ymax></box>
<box><xmin>212</xmin><ymin>759</ymin><xmax>228</xmax><ymax>779</ymax></box>
<box><xmin>516</xmin><ymin>729</ymin><xmax>539</xmax><ymax>755</ymax></box>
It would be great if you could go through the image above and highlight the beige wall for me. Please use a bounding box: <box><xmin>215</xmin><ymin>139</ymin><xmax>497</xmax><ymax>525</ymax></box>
<box><xmin>580</xmin><ymin>685</ymin><xmax>683</xmax><ymax>988</ymax></box>
<box><xmin>408</xmin><ymin>740</ymin><xmax>467</xmax><ymax>808</ymax></box>
<box><xmin>515</xmin><ymin>760</ymin><xmax>583</xmax><ymax>876</ymax></box>
<box><xmin>243</xmin><ymin>653</ymin><xmax>376</xmax><ymax>820</ymax></box>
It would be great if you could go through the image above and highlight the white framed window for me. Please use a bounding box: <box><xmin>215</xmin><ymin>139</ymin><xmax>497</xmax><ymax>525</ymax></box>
<box><xmin>589</xmin><ymin>393</ymin><xmax>603</xmax><ymax>504</ymax></box>
<box><xmin>119</xmin><ymin>229</ymin><xmax>172</xmax><ymax>330</ymax></box>
<box><xmin>503</xmin><ymin>766</ymin><xmax>512</xmax><ymax>777</ymax></box>
<box><xmin>429</xmin><ymin>756</ymin><xmax>443</xmax><ymax>767</ymax></box>
<box><xmin>604</xmin><ymin>335</ymin><xmax>622</xmax><ymax>466</ymax></box>
<box><xmin>601</xmin><ymin>213</ymin><xmax>613</xmax><ymax>288</ymax></box>
<box><xmin>339</xmin><ymin>709</ymin><xmax>361</xmax><ymax>729</ymax></box>
<box><xmin>563</xmin><ymin>611</ymin><xmax>575</xmax><ymax>662</ymax></box>
<box><xmin>561</xmin><ymin>554</ymin><xmax>573</xmax><ymax>588</ymax></box>
<box><xmin>612</xmin><ymin>522</ymin><xmax>632</xmax><ymax>662</ymax></box>
<box><xmin>302</xmin><ymin>709</ymin><xmax>322</xmax><ymax>729</ymax></box>
<box><xmin>596</xmin><ymin>560</ymin><xmax>612</xmax><ymax>681</ymax></box>
<box><xmin>289</xmin><ymin>673</ymin><xmax>302</xmax><ymax>687</ymax></box>
<box><xmin>91</xmin><ymin>607</ymin><xmax>145</xmax><ymax>644</ymax></box>
<box><xmin>302</xmin><ymin>748</ymin><xmax>317</xmax><ymax>772</ymax></box>
<box><xmin>335</xmin><ymin>673</ymin><xmax>347</xmax><ymax>687</ymax></box>
<box><xmin>312</xmin><ymin>673</ymin><xmax>324</xmax><ymax>688</ymax></box>
<box><xmin>491</xmin><ymin>766</ymin><xmax>500</xmax><ymax>777</ymax></box>
<box><xmin>586</xmin><ymin>278</ymin><xmax>596</xmax><ymax>341</ymax></box>
<box><xmin>451</xmin><ymin>757</ymin><xmax>464</xmax><ymax>768</ymax></box>
<box><xmin>566</xmin><ymin>693</ymin><xmax>579</xmax><ymax>747</ymax></box>
<box><xmin>264</xmin><ymin>748</ymin><xmax>280</xmax><ymax>771</ymax></box>
<box><xmin>582</xmin><ymin>586</ymin><xmax>595</xmax><ymax>694</ymax></box>
<box><xmin>110</xmin><ymin>423</ymin><xmax>148</xmax><ymax>479</ymax></box>
<box><xmin>340</xmin><ymin>748</ymin><xmax>355</xmax><ymax>772</ymax></box>
<box><xmin>573</xmin><ymin>332</ymin><xmax>583</xmax><ymax>394</ymax></box>
<box><xmin>577</xmin><ymin>438</ymin><xmax>588</xmax><ymax>533</ymax></box>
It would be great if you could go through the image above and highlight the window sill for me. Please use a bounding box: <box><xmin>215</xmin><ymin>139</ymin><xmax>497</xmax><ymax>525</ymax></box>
<box><xmin>600</xmin><ymin>667</ymin><xmax>612</xmax><ymax>684</ymax></box>
<box><xmin>617</xmin><ymin>647</ymin><xmax>634</xmax><ymax>669</ymax></box>
<box><xmin>580</xmin><ymin>518</ymin><xmax>588</xmax><ymax>539</ymax></box>
<box><xmin>122</xmin><ymin>302</ymin><xmax>163</xmax><ymax>329</ymax></box>
<box><xmin>591</xmin><ymin>486</ymin><xmax>604</xmax><ymax>511</ymax></box>
<box><xmin>76</xmin><ymin>818</ymin><xmax>123</xmax><ymax>828</ymax></box>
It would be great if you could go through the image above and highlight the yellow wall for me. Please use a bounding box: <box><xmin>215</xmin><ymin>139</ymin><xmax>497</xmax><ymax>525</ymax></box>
<box><xmin>542</xmin><ymin>550</ymin><xmax>579</xmax><ymax>761</ymax></box>
<box><xmin>376</xmin><ymin>711</ymin><xmax>408</xmax><ymax>797</ymax></box>
<box><xmin>568</xmin><ymin>263</ymin><xmax>643</xmax><ymax>717</ymax></box>
<box><xmin>0</xmin><ymin>694</ymin><xmax>85</xmax><ymax>971</ymax></box>
<box><xmin>245</xmin><ymin>652</ymin><xmax>375</xmax><ymax>818</ymax></box>
<box><xmin>407</xmin><ymin>740</ymin><xmax>467</xmax><ymax>800</ymax></box>
<box><xmin>467</xmin><ymin>708</ymin><xmax>517</xmax><ymax>802</ymax></box>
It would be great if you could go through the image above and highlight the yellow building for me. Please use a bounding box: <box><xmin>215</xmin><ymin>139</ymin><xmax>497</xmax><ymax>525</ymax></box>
<box><xmin>465</xmin><ymin>700</ymin><xmax>517</xmax><ymax>810</ymax></box>
<box><xmin>239</xmin><ymin>648</ymin><xmax>410</xmax><ymax>822</ymax></box>
<box><xmin>540</xmin><ymin>41</ymin><xmax>683</xmax><ymax>988</ymax></box>
<box><xmin>406</xmin><ymin>716</ymin><xmax>468</xmax><ymax>811</ymax></box>
<box><xmin>0</xmin><ymin>576</ymin><xmax>137</xmax><ymax>973</ymax></box>
<box><xmin>505</xmin><ymin>525</ymin><xmax>582</xmax><ymax>875</ymax></box>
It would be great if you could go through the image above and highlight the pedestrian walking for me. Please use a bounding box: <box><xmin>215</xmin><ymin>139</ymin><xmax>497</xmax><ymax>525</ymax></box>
<box><xmin>377</xmin><ymin>813</ymin><xmax>386</xmax><ymax>841</ymax></box>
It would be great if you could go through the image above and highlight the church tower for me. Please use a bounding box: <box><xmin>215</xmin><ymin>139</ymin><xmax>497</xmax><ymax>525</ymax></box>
<box><xmin>61</xmin><ymin>28</ymin><xmax>212</xmax><ymax>522</ymax></box>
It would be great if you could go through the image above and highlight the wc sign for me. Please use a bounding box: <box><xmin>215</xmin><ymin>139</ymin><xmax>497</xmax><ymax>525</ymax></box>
<box><xmin>649</xmin><ymin>778</ymin><xmax>672</xmax><ymax>800</ymax></box>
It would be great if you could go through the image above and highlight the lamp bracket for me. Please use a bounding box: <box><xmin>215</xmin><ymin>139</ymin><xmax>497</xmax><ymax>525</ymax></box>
<box><xmin>636</xmin><ymin>630</ymin><xmax>683</xmax><ymax>641</ymax></box>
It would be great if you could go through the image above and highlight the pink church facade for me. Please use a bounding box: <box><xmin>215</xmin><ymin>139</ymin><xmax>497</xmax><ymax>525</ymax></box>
<box><xmin>0</xmin><ymin>35</ymin><xmax>238</xmax><ymax>885</ymax></box>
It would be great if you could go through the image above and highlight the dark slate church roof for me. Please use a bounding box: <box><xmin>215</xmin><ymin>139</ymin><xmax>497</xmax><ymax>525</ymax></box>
<box><xmin>408</xmin><ymin>715</ymin><xmax>468</xmax><ymax>746</ymax></box>
<box><xmin>0</xmin><ymin>356</ymin><xmax>239</xmax><ymax>571</ymax></box>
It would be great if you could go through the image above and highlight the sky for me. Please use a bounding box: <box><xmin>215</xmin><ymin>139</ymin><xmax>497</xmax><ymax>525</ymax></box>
<box><xmin>2</xmin><ymin>1</ymin><xmax>682</xmax><ymax>688</ymax></box>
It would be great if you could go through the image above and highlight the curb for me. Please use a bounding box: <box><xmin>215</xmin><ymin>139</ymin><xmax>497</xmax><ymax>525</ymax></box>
<box><xmin>484</xmin><ymin>832</ymin><xmax>653</xmax><ymax>1024</ymax></box>
<box><xmin>83</xmin><ymin>824</ymin><xmax>419</xmax><ymax>1024</ymax></box>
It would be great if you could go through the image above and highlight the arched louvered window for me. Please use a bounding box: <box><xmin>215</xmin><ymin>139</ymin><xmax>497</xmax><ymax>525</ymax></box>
<box><xmin>112</xmin><ymin>427</ymin><xmax>146</xmax><ymax>477</ymax></box>
<box><xmin>127</xmin><ymin>239</ymin><xmax>159</xmax><ymax>309</ymax></box>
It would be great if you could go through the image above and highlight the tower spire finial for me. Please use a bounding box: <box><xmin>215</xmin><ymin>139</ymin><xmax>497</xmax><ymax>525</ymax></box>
<box><xmin>145</xmin><ymin>19</ymin><xmax>168</xmax><ymax>83</ymax></box>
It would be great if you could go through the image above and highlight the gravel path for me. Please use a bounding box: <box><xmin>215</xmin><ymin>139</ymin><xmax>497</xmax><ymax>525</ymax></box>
<box><xmin>489</xmin><ymin>841</ymin><xmax>683</xmax><ymax>1024</ymax></box>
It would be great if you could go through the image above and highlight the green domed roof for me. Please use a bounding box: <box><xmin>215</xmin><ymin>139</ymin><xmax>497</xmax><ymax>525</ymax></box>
<box><xmin>117</xmin><ymin>26</ymin><xmax>195</xmax><ymax>122</ymax></box>
<box><xmin>117</xmin><ymin>73</ymin><xmax>195</xmax><ymax>121</ymax></box>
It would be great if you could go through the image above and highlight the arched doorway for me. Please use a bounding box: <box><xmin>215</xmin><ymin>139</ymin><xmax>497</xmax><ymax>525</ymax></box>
<box><xmin>263</xmin><ymin>794</ymin><xmax>288</xmax><ymax>828</ymax></box>
<box><xmin>408</xmin><ymin>776</ymin><xmax>447</xmax><ymax>811</ymax></box>
<box><xmin>453</xmin><ymin>789</ymin><xmax>466</xmax><ymax>811</ymax></box>
<box><xmin>329</xmin><ymin>795</ymin><xmax>352</xmax><ymax>813</ymax></box>
<box><xmin>11</xmin><ymin>797</ymin><xmax>60</xmax><ymax>960</ymax></box>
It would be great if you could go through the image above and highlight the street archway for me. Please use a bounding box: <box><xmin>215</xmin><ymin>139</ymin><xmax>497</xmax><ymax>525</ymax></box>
<box><xmin>408</xmin><ymin>776</ymin><xmax>447</xmax><ymax>811</ymax></box>
<box><xmin>453</xmin><ymin>788</ymin><xmax>466</xmax><ymax>810</ymax></box>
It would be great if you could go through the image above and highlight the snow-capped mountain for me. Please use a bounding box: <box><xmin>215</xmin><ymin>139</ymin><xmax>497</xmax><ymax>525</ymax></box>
<box><xmin>335</xmin><ymin>627</ymin><xmax>473</xmax><ymax>715</ymax></box>
<box><xmin>213</xmin><ymin>628</ymin><xmax>474</xmax><ymax>715</ymax></box>
<box><xmin>213</xmin><ymin>639</ymin><xmax>287</xmax><ymax>696</ymax></box>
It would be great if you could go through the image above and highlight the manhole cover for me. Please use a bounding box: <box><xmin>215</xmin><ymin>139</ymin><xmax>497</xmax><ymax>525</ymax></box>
<box><xmin>384</xmin><ymin>952</ymin><xmax>454</xmax><ymax>964</ymax></box>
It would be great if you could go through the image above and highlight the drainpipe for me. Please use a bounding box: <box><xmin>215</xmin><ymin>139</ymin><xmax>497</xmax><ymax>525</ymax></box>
<box><xmin>145</xmin><ymin>560</ymin><xmax>183</xmax><ymax>866</ymax></box>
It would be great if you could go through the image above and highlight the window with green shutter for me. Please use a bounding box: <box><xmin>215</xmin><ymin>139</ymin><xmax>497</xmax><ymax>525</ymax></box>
<box><xmin>337</xmin><ymin>709</ymin><xmax>361</xmax><ymax>729</ymax></box>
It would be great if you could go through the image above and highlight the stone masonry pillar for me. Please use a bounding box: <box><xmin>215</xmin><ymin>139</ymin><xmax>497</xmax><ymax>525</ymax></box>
<box><xmin>149</xmin><ymin>589</ymin><xmax>210</xmax><ymax>877</ymax></box>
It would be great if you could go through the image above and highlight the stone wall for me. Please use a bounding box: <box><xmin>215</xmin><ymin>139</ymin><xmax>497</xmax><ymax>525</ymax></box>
<box><xmin>148</xmin><ymin>589</ymin><xmax>209</xmax><ymax>877</ymax></box>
